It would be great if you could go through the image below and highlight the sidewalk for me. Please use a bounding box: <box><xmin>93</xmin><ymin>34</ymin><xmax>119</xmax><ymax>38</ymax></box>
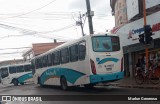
<box><xmin>109</xmin><ymin>77</ymin><xmax>160</xmax><ymax>90</ymax></box>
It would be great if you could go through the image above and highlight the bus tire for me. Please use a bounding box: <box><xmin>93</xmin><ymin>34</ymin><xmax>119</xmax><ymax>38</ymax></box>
<box><xmin>38</xmin><ymin>77</ymin><xmax>45</xmax><ymax>87</ymax></box>
<box><xmin>13</xmin><ymin>79</ymin><xmax>19</xmax><ymax>86</ymax></box>
<box><xmin>84</xmin><ymin>84</ymin><xmax>94</xmax><ymax>89</ymax></box>
<box><xmin>20</xmin><ymin>82</ymin><xmax>24</xmax><ymax>85</ymax></box>
<box><xmin>60</xmin><ymin>76</ymin><xmax>68</xmax><ymax>91</ymax></box>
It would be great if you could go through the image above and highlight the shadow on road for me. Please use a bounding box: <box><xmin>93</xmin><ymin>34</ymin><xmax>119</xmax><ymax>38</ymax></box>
<box><xmin>35</xmin><ymin>85</ymin><xmax>124</xmax><ymax>94</ymax></box>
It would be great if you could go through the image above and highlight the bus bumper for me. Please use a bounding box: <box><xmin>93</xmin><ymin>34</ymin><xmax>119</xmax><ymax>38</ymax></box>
<box><xmin>89</xmin><ymin>71</ymin><xmax>124</xmax><ymax>84</ymax></box>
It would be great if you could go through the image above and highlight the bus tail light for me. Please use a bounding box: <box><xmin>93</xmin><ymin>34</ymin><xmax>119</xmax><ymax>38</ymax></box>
<box><xmin>90</xmin><ymin>59</ymin><xmax>97</xmax><ymax>74</ymax></box>
<box><xmin>121</xmin><ymin>57</ymin><xmax>123</xmax><ymax>72</ymax></box>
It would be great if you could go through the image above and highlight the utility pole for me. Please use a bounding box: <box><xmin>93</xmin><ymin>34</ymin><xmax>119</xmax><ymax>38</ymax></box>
<box><xmin>79</xmin><ymin>13</ymin><xmax>85</xmax><ymax>36</ymax></box>
<box><xmin>86</xmin><ymin>0</ymin><xmax>94</xmax><ymax>35</ymax></box>
<box><xmin>76</xmin><ymin>12</ymin><xmax>85</xmax><ymax>36</ymax></box>
<box><xmin>143</xmin><ymin>0</ymin><xmax>149</xmax><ymax>70</ymax></box>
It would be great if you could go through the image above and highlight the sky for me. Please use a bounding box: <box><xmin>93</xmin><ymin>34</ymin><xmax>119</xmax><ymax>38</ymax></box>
<box><xmin>0</xmin><ymin>0</ymin><xmax>115</xmax><ymax>61</ymax></box>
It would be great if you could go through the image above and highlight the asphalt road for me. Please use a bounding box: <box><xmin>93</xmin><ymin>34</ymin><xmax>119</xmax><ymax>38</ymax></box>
<box><xmin>0</xmin><ymin>84</ymin><xmax>160</xmax><ymax>104</ymax></box>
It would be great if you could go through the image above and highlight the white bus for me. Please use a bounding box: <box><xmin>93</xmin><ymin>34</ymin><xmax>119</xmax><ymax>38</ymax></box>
<box><xmin>32</xmin><ymin>33</ymin><xmax>124</xmax><ymax>90</ymax></box>
<box><xmin>0</xmin><ymin>63</ymin><xmax>33</xmax><ymax>86</ymax></box>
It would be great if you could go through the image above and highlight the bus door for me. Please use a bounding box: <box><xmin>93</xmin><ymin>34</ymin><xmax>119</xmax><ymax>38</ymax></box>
<box><xmin>1</xmin><ymin>67</ymin><xmax>10</xmax><ymax>85</ymax></box>
<box><xmin>91</xmin><ymin>36</ymin><xmax>122</xmax><ymax>74</ymax></box>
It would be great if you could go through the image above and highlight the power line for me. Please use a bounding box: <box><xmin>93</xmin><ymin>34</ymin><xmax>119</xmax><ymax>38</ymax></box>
<box><xmin>37</xmin><ymin>23</ymin><xmax>75</xmax><ymax>34</ymax></box>
<box><xmin>0</xmin><ymin>52</ymin><xmax>23</xmax><ymax>55</ymax></box>
<box><xmin>1</xmin><ymin>0</ymin><xmax>57</xmax><ymax>19</ymax></box>
<box><xmin>0</xmin><ymin>47</ymin><xmax>31</xmax><ymax>51</ymax></box>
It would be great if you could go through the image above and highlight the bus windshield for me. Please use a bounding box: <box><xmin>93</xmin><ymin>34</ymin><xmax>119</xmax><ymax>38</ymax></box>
<box><xmin>92</xmin><ymin>36</ymin><xmax>120</xmax><ymax>52</ymax></box>
<box><xmin>1</xmin><ymin>68</ymin><xmax>9</xmax><ymax>78</ymax></box>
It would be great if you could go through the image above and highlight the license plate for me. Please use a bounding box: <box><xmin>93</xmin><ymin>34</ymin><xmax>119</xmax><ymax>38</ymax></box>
<box><xmin>106</xmin><ymin>68</ymin><xmax>112</xmax><ymax>71</ymax></box>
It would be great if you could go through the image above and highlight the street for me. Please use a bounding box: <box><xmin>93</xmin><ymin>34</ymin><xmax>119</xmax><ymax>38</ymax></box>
<box><xmin>0</xmin><ymin>84</ymin><xmax>160</xmax><ymax>104</ymax></box>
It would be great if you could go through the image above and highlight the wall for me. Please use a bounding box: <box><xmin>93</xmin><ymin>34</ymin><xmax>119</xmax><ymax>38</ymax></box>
<box><xmin>114</xmin><ymin>0</ymin><xmax>128</xmax><ymax>26</ymax></box>
<box><xmin>114</xmin><ymin>11</ymin><xmax>160</xmax><ymax>47</ymax></box>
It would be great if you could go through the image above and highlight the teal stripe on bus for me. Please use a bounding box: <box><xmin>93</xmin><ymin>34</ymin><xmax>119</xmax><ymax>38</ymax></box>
<box><xmin>18</xmin><ymin>73</ymin><xmax>33</xmax><ymax>83</ymax></box>
<box><xmin>98</xmin><ymin>58</ymin><xmax>119</xmax><ymax>64</ymax></box>
<box><xmin>39</xmin><ymin>68</ymin><xmax>86</xmax><ymax>85</ymax></box>
<box><xmin>90</xmin><ymin>71</ymin><xmax>124</xmax><ymax>83</ymax></box>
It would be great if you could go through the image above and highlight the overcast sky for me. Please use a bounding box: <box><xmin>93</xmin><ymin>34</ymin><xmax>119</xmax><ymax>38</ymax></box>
<box><xmin>0</xmin><ymin>0</ymin><xmax>115</xmax><ymax>61</ymax></box>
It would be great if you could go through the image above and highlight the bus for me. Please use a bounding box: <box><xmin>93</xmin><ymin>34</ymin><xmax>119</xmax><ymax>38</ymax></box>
<box><xmin>0</xmin><ymin>63</ymin><xmax>33</xmax><ymax>86</ymax></box>
<box><xmin>31</xmin><ymin>33</ymin><xmax>124</xmax><ymax>90</ymax></box>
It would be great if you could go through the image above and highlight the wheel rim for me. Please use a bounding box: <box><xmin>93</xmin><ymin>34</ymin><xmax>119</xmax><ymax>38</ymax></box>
<box><xmin>150</xmin><ymin>74</ymin><xmax>160</xmax><ymax>84</ymax></box>
<box><xmin>135</xmin><ymin>75</ymin><xmax>144</xmax><ymax>84</ymax></box>
<box><xmin>13</xmin><ymin>80</ymin><xmax>18</xmax><ymax>86</ymax></box>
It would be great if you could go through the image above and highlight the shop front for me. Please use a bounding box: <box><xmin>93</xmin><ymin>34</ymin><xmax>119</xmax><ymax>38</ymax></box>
<box><xmin>112</xmin><ymin>11</ymin><xmax>160</xmax><ymax>77</ymax></box>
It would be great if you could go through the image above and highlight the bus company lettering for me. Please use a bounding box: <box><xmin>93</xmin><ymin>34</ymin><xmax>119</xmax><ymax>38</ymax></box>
<box><xmin>46</xmin><ymin>70</ymin><xmax>57</xmax><ymax>76</ymax></box>
<box><xmin>152</xmin><ymin>23</ymin><xmax>160</xmax><ymax>32</ymax></box>
<box><xmin>128</xmin><ymin>22</ymin><xmax>160</xmax><ymax>39</ymax></box>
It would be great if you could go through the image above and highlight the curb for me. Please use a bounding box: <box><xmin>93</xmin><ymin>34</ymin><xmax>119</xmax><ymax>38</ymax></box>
<box><xmin>110</xmin><ymin>84</ymin><xmax>160</xmax><ymax>90</ymax></box>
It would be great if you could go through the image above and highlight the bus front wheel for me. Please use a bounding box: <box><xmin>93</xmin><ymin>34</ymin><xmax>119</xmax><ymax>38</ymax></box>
<box><xmin>60</xmin><ymin>76</ymin><xmax>68</xmax><ymax>91</ymax></box>
<box><xmin>13</xmin><ymin>79</ymin><xmax>19</xmax><ymax>86</ymax></box>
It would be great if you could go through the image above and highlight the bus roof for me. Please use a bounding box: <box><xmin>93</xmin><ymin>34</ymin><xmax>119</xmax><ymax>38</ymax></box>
<box><xmin>33</xmin><ymin>33</ymin><xmax>118</xmax><ymax>59</ymax></box>
<box><xmin>0</xmin><ymin>63</ymin><xmax>31</xmax><ymax>69</ymax></box>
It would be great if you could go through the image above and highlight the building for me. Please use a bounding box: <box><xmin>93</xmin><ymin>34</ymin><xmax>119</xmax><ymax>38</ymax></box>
<box><xmin>111</xmin><ymin>0</ymin><xmax>128</xmax><ymax>26</ymax></box>
<box><xmin>23</xmin><ymin>41</ymin><xmax>64</xmax><ymax>62</ymax></box>
<box><xmin>110</xmin><ymin>0</ymin><xmax>160</xmax><ymax>77</ymax></box>
<box><xmin>0</xmin><ymin>59</ymin><xmax>24</xmax><ymax>67</ymax></box>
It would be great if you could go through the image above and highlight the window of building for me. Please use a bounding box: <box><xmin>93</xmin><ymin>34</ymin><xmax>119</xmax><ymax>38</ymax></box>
<box><xmin>9</xmin><ymin>66</ymin><xmax>17</xmax><ymax>74</ymax></box>
<box><xmin>60</xmin><ymin>48</ymin><xmax>69</xmax><ymax>64</ymax></box>
<box><xmin>79</xmin><ymin>41</ymin><xmax>86</xmax><ymax>60</ymax></box>
<box><xmin>69</xmin><ymin>45</ymin><xmax>78</xmax><ymax>62</ymax></box>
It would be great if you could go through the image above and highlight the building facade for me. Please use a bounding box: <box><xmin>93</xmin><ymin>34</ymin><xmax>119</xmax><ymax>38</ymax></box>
<box><xmin>23</xmin><ymin>42</ymin><xmax>64</xmax><ymax>62</ymax></box>
<box><xmin>0</xmin><ymin>59</ymin><xmax>24</xmax><ymax>67</ymax></box>
<box><xmin>110</xmin><ymin>0</ymin><xmax>160</xmax><ymax>77</ymax></box>
<box><xmin>111</xmin><ymin>0</ymin><xmax>128</xmax><ymax>26</ymax></box>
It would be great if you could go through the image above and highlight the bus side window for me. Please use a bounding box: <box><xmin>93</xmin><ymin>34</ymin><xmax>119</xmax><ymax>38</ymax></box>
<box><xmin>9</xmin><ymin>66</ymin><xmax>17</xmax><ymax>74</ymax></box>
<box><xmin>24</xmin><ymin>65</ymin><xmax>32</xmax><ymax>72</ymax></box>
<box><xmin>53</xmin><ymin>51</ymin><xmax>60</xmax><ymax>65</ymax></box>
<box><xmin>1</xmin><ymin>68</ymin><xmax>9</xmax><ymax>78</ymax></box>
<box><xmin>69</xmin><ymin>44</ymin><xmax>78</xmax><ymax>62</ymax></box>
<box><xmin>35</xmin><ymin>59</ymin><xmax>39</xmax><ymax>69</ymax></box>
<box><xmin>79</xmin><ymin>41</ymin><xmax>86</xmax><ymax>60</ymax></box>
<box><xmin>51</xmin><ymin>53</ymin><xmax>55</xmax><ymax>66</ymax></box>
<box><xmin>31</xmin><ymin>60</ymin><xmax>36</xmax><ymax>74</ymax></box>
<box><xmin>48</xmin><ymin>54</ymin><xmax>52</xmax><ymax>66</ymax></box>
<box><xmin>16</xmin><ymin>65</ymin><xmax>24</xmax><ymax>73</ymax></box>
<box><xmin>39</xmin><ymin>58</ymin><xmax>43</xmax><ymax>68</ymax></box>
<box><xmin>43</xmin><ymin>56</ymin><xmax>48</xmax><ymax>67</ymax></box>
<box><xmin>60</xmin><ymin>48</ymin><xmax>69</xmax><ymax>64</ymax></box>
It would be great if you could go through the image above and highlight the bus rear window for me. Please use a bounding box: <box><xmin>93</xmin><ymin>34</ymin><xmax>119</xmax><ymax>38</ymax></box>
<box><xmin>92</xmin><ymin>36</ymin><xmax>120</xmax><ymax>52</ymax></box>
<box><xmin>24</xmin><ymin>65</ymin><xmax>32</xmax><ymax>72</ymax></box>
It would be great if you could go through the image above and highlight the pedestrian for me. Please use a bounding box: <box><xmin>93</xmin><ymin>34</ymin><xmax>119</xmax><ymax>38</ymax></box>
<box><xmin>135</xmin><ymin>55</ymin><xmax>145</xmax><ymax>74</ymax></box>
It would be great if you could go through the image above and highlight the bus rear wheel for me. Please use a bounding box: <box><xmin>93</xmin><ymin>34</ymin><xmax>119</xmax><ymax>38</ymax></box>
<box><xmin>13</xmin><ymin>79</ymin><xmax>19</xmax><ymax>86</ymax></box>
<box><xmin>84</xmin><ymin>84</ymin><xmax>94</xmax><ymax>89</ymax></box>
<box><xmin>60</xmin><ymin>77</ymin><xmax>68</xmax><ymax>91</ymax></box>
<box><xmin>20</xmin><ymin>82</ymin><xmax>24</xmax><ymax>85</ymax></box>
